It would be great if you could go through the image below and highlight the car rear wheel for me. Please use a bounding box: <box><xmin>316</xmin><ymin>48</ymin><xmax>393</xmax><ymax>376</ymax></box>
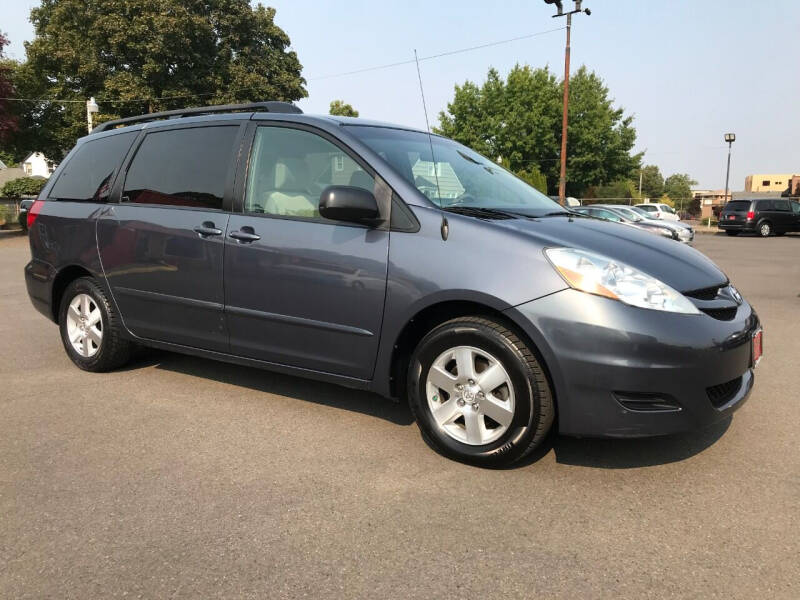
<box><xmin>758</xmin><ymin>221</ymin><xmax>772</xmax><ymax>237</ymax></box>
<box><xmin>407</xmin><ymin>316</ymin><xmax>554</xmax><ymax>467</ymax></box>
<box><xmin>59</xmin><ymin>277</ymin><xmax>133</xmax><ymax>372</ymax></box>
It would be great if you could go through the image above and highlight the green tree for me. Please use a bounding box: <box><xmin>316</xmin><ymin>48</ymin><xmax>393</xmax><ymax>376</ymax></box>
<box><xmin>638</xmin><ymin>164</ymin><xmax>664</xmax><ymax>200</ymax></box>
<box><xmin>499</xmin><ymin>158</ymin><xmax>547</xmax><ymax>194</ymax></box>
<box><xmin>663</xmin><ymin>173</ymin><xmax>697</xmax><ymax>213</ymax></box>
<box><xmin>588</xmin><ymin>179</ymin><xmax>638</xmax><ymax>202</ymax></box>
<box><xmin>0</xmin><ymin>32</ymin><xmax>17</xmax><ymax>144</ymax></box>
<box><xmin>1</xmin><ymin>176</ymin><xmax>46</xmax><ymax>198</ymax></box>
<box><xmin>437</xmin><ymin>64</ymin><xmax>641</xmax><ymax>197</ymax></box>
<box><xmin>12</xmin><ymin>0</ymin><xmax>306</xmax><ymax>159</ymax></box>
<box><xmin>329</xmin><ymin>100</ymin><xmax>359</xmax><ymax>117</ymax></box>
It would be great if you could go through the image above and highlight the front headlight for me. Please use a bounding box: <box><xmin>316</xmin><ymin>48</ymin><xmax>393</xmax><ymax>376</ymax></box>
<box><xmin>656</xmin><ymin>227</ymin><xmax>674</xmax><ymax>238</ymax></box>
<box><xmin>544</xmin><ymin>247</ymin><xmax>700</xmax><ymax>314</ymax></box>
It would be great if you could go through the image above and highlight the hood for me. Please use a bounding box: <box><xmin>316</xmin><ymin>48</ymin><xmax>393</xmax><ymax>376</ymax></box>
<box><xmin>496</xmin><ymin>215</ymin><xmax>726</xmax><ymax>292</ymax></box>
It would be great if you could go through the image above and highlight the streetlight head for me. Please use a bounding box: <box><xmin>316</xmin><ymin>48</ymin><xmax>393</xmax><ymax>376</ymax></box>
<box><xmin>86</xmin><ymin>97</ymin><xmax>100</xmax><ymax>114</ymax></box>
<box><xmin>724</xmin><ymin>133</ymin><xmax>735</xmax><ymax>143</ymax></box>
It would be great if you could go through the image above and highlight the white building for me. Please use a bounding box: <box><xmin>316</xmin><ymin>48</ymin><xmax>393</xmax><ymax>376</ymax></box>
<box><xmin>21</xmin><ymin>152</ymin><xmax>57</xmax><ymax>178</ymax></box>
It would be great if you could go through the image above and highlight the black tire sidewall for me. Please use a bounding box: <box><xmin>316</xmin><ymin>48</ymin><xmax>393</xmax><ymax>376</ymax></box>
<box><xmin>408</xmin><ymin>320</ymin><xmax>542</xmax><ymax>465</ymax></box>
<box><xmin>58</xmin><ymin>278</ymin><xmax>113</xmax><ymax>371</ymax></box>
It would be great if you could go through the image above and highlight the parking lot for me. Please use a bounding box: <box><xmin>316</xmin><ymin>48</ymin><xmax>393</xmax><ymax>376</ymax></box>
<box><xmin>1</xmin><ymin>230</ymin><xmax>798</xmax><ymax>599</ymax></box>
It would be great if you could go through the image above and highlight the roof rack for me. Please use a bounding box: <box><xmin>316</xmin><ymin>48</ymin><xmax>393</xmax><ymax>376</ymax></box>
<box><xmin>91</xmin><ymin>101</ymin><xmax>302</xmax><ymax>133</ymax></box>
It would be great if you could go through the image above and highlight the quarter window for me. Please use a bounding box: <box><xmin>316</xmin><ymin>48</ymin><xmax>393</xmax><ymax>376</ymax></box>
<box><xmin>49</xmin><ymin>132</ymin><xmax>138</xmax><ymax>201</ymax></box>
<box><xmin>245</xmin><ymin>127</ymin><xmax>374</xmax><ymax>219</ymax></box>
<box><xmin>123</xmin><ymin>126</ymin><xmax>239</xmax><ymax>209</ymax></box>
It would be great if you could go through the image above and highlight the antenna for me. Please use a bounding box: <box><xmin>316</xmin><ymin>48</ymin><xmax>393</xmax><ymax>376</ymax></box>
<box><xmin>414</xmin><ymin>49</ymin><xmax>443</xmax><ymax>207</ymax></box>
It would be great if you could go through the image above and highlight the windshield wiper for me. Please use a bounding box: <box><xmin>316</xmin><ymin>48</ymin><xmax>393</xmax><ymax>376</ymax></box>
<box><xmin>536</xmin><ymin>211</ymin><xmax>574</xmax><ymax>217</ymax></box>
<box><xmin>442</xmin><ymin>206</ymin><xmax>518</xmax><ymax>220</ymax></box>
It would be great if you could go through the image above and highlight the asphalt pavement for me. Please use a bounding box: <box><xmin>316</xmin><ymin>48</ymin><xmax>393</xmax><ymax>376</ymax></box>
<box><xmin>1</xmin><ymin>230</ymin><xmax>798</xmax><ymax>599</ymax></box>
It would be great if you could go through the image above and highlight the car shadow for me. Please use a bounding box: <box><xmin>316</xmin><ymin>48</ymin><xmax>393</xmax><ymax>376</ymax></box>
<box><xmin>122</xmin><ymin>349</ymin><xmax>415</xmax><ymax>426</ymax></box>
<box><xmin>120</xmin><ymin>349</ymin><xmax>733</xmax><ymax>467</ymax></box>
<box><xmin>546</xmin><ymin>417</ymin><xmax>731</xmax><ymax>469</ymax></box>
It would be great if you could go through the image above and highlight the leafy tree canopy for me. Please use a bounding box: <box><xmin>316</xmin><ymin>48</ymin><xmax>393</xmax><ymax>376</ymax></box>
<box><xmin>10</xmin><ymin>0</ymin><xmax>306</xmax><ymax>159</ymax></box>
<box><xmin>588</xmin><ymin>179</ymin><xmax>638</xmax><ymax>201</ymax></box>
<box><xmin>1</xmin><ymin>176</ymin><xmax>46</xmax><ymax>198</ymax></box>
<box><xmin>663</xmin><ymin>173</ymin><xmax>697</xmax><ymax>202</ymax></box>
<box><xmin>329</xmin><ymin>100</ymin><xmax>359</xmax><ymax>117</ymax></box>
<box><xmin>437</xmin><ymin>64</ymin><xmax>641</xmax><ymax>197</ymax></box>
<box><xmin>0</xmin><ymin>32</ymin><xmax>17</xmax><ymax>143</ymax></box>
<box><xmin>638</xmin><ymin>164</ymin><xmax>664</xmax><ymax>200</ymax></box>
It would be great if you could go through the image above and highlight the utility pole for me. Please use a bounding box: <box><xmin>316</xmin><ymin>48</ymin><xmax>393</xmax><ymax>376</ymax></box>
<box><xmin>638</xmin><ymin>169</ymin><xmax>643</xmax><ymax>205</ymax></box>
<box><xmin>545</xmin><ymin>0</ymin><xmax>591</xmax><ymax>206</ymax></box>
<box><xmin>723</xmin><ymin>133</ymin><xmax>736</xmax><ymax>206</ymax></box>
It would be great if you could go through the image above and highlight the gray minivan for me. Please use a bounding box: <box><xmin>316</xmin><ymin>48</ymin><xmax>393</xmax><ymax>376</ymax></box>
<box><xmin>24</xmin><ymin>102</ymin><xmax>762</xmax><ymax>466</ymax></box>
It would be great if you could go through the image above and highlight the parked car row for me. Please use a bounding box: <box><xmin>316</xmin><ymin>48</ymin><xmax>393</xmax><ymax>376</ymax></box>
<box><xmin>573</xmin><ymin>204</ymin><xmax>694</xmax><ymax>243</ymax></box>
<box><xmin>718</xmin><ymin>198</ymin><xmax>800</xmax><ymax>237</ymax></box>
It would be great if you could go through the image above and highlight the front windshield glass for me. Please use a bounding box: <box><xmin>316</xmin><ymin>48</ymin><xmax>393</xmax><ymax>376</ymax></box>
<box><xmin>346</xmin><ymin>126</ymin><xmax>565</xmax><ymax>216</ymax></box>
<box><xmin>630</xmin><ymin>206</ymin><xmax>652</xmax><ymax>218</ymax></box>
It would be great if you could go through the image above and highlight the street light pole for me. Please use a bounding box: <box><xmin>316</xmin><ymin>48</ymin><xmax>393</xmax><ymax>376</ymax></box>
<box><xmin>545</xmin><ymin>1</ymin><xmax>591</xmax><ymax>206</ymax></box>
<box><xmin>723</xmin><ymin>132</ymin><xmax>736</xmax><ymax>206</ymax></box>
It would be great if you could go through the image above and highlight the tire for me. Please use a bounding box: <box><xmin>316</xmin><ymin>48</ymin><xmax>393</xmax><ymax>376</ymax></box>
<box><xmin>58</xmin><ymin>276</ymin><xmax>133</xmax><ymax>372</ymax></box>
<box><xmin>758</xmin><ymin>221</ymin><xmax>772</xmax><ymax>237</ymax></box>
<box><xmin>407</xmin><ymin>316</ymin><xmax>554</xmax><ymax>467</ymax></box>
<box><xmin>725</xmin><ymin>231</ymin><xmax>739</xmax><ymax>236</ymax></box>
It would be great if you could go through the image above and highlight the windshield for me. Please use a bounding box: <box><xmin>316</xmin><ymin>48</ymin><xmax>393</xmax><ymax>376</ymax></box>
<box><xmin>609</xmin><ymin>206</ymin><xmax>644</xmax><ymax>222</ymax></box>
<box><xmin>346</xmin><ymin>126</ymin><xmax>565</xmax><ymax>217</ymax></box>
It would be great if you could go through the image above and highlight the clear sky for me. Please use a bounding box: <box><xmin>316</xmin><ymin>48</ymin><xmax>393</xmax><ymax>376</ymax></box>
<box><xmin>3</xmin><ymin>0</ymin><xmax>799</xmax><ymax>190</ymax></box>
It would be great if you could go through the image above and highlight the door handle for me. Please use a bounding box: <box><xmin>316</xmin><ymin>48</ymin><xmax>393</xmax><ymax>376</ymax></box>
<box><xmin>229</xmin><ymin>228</ymin><xmax>261</xmax><ymax>243</ymax></box>
<box><xmin>194</xmin><ymin>222</ymin><xmax>223</xmax><ymax>237</ymax></box>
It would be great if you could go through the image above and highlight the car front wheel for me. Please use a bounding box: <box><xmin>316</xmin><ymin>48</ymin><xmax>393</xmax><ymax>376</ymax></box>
<box><xmin>407</xmin><ymin>316</ymin><xmax>554</xmax><ymax>467</ymax></box>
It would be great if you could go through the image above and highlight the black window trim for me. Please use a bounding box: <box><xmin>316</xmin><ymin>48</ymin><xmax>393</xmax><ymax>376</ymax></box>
<box><xmin>234</xmin><ymin>120</ymin><xmax>419</xmax><ymax>232</ymax></box>
<box><xmin>112</xmin><ymin>120</ymin><xmax>247</xmax><ymax>213</ymax></box>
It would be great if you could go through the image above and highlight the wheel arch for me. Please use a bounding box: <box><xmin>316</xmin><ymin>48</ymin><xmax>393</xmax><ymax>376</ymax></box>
<box><xmin>51</xmin><ymin>265</ymin><xmax>95</xmax><ymax>322</ymax></box>
<box><xmin>386</xmin><ymin>299</ymin><xmax>558</xmax><ymax>418</ymax></box>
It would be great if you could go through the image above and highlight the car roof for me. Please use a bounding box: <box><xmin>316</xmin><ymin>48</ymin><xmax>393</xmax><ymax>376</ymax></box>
<box><xmin>81</xmin><ymin>110</ymin><xmax>429</xmax><ymax>144</ymax></box>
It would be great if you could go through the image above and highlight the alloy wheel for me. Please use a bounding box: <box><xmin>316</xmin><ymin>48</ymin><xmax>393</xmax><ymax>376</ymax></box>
<box><xmin>65</xmin><ymin>293</ymin><xmax>103</xmax><ymax>357</ymax></box>
<box><xmin>425</xmin><ymin>345</ymin><xmax>515</xmax><ymax>445</ymax></box>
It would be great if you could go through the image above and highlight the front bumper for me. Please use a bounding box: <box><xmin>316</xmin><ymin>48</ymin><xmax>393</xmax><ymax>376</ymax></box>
<box><xmin>507</xmin><ymin>289</ymin><xmax>760</xmax><ymax>438</ymax></box>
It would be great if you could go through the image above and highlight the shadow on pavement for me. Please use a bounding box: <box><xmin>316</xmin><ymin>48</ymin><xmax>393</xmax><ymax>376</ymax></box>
<box><xmin>547</xmin><ymin>416</ymin><xmax>732</xmax><ymax>469</ymax></box>
<box><xmin>122</xmin><ymin>349</ymin><xmax>732</xmax><ymax>467</ymax></box>
<box><xmin>124</xmin><ymin>349</ymin><xmax>415</xmax><ymax>426</ymax></box>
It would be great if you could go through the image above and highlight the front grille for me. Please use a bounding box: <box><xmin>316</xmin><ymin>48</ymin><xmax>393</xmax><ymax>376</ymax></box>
<box><xmin>701</xmin><ymin>307</ymin><xmax>737</xmax><ymax>320</ymax></box>
<box><xmin>685</xmin><ymin>285</ymin><xmax>722</xmax><ymax>300</ymax></box>
<box><xmin>707</xmin><ymin>376</ymin><xmax>743</xmax><ymax>408</ymax></box>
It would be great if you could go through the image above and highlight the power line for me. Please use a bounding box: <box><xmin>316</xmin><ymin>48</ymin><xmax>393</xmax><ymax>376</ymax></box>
<box><xmin>0</xmin><ymin>26</ymin><xmax>564</xmax><ymax>105</ymax></box>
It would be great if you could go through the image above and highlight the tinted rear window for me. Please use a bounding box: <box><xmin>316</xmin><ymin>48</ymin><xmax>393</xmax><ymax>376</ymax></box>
<box><xmin>724</xmin><ymin>201</ymin><xmax>751</xmax><ymax>211</ymax></box>
<box><xmin>123</xmin><ymin>126</ymin><xmax>239</xmax><ymax>209</ymax></box>
<box><xmin>49</xmin><ymin>132</ymin><xmax>138</xmax><ymax>201</ymax></box>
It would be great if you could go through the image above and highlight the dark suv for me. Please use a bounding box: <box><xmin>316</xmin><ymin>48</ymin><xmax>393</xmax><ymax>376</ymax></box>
<box><xmin>24</xmin><ymin>102</ymin><xmax>763</xmax><ymax>466</ymax></box>
<box><xmin>719</xmin><ymin>198</ymin><xmax>800</xmax><ymax>237</ymax></box>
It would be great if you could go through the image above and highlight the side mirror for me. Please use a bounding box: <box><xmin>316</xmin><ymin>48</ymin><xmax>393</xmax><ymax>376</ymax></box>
<box><xmin>319</xmin><ymin>185</ymin><xmax>380</xmax><ymax>224</ymax></box>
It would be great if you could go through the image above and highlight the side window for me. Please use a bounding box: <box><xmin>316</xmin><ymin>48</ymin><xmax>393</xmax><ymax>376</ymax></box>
<box><xmin>123</xmin><ymin>126</ymin><xmax>239</xmax><ymax>210</ymax></box>
<box><xmin>758</xmin><ymin>200</ymin><xmax>773</xmax><ymax>211</ymax></box>
<box><xmin>792</xmin><ymin>202</ymin><xmax>800</xmax><ymax>215</ymax></box>
<box><xmin>49</xmin><ymin>132</ymin><xmax>138</xmax><ymax>201</ymax></box>
<box><xmin>773</xmin><ymin>200</ymin><xmax>790</xmax><ymax>212</ymax></box>
<box><xmin>245</xmin><ymin>126</ymin><xmax>374</xmax><ymax>219</ymax></box>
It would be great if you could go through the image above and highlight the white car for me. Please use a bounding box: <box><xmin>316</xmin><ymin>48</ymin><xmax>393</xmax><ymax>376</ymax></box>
<box><xmin>635</xmin><ymin>202</ymin><xmax>680</xmax><ymax>221</ymax></box>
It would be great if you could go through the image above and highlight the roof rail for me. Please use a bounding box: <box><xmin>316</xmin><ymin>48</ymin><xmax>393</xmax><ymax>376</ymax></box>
<box><xmin>92</xmin><ymin>101</ymin><xmax>302</xmax><ymax>133</ymax></box>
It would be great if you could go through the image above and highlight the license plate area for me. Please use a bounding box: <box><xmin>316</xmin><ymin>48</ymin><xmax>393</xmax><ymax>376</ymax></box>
<box><xmin>752</xmin><ymin>329</ymin><xmax>763</xmax><ymax>367</ymax></box>
<box><xmin>728</xmin><ymin>215</ymin><xmax>736</xmax><ymax>220</ymax></box>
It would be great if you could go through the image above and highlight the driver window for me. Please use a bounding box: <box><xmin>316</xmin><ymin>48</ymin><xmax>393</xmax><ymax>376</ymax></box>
<box><xmin>246</xmin><ymin>127</ymin><xmax>374</xmax><ymax>219</ymax></box>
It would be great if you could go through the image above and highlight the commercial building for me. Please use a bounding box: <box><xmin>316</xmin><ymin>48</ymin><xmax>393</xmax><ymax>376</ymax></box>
<box><xmin>744</xmin><ymin>173</ymin><xmax>798</xmax><ymax>193</ymax></box>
